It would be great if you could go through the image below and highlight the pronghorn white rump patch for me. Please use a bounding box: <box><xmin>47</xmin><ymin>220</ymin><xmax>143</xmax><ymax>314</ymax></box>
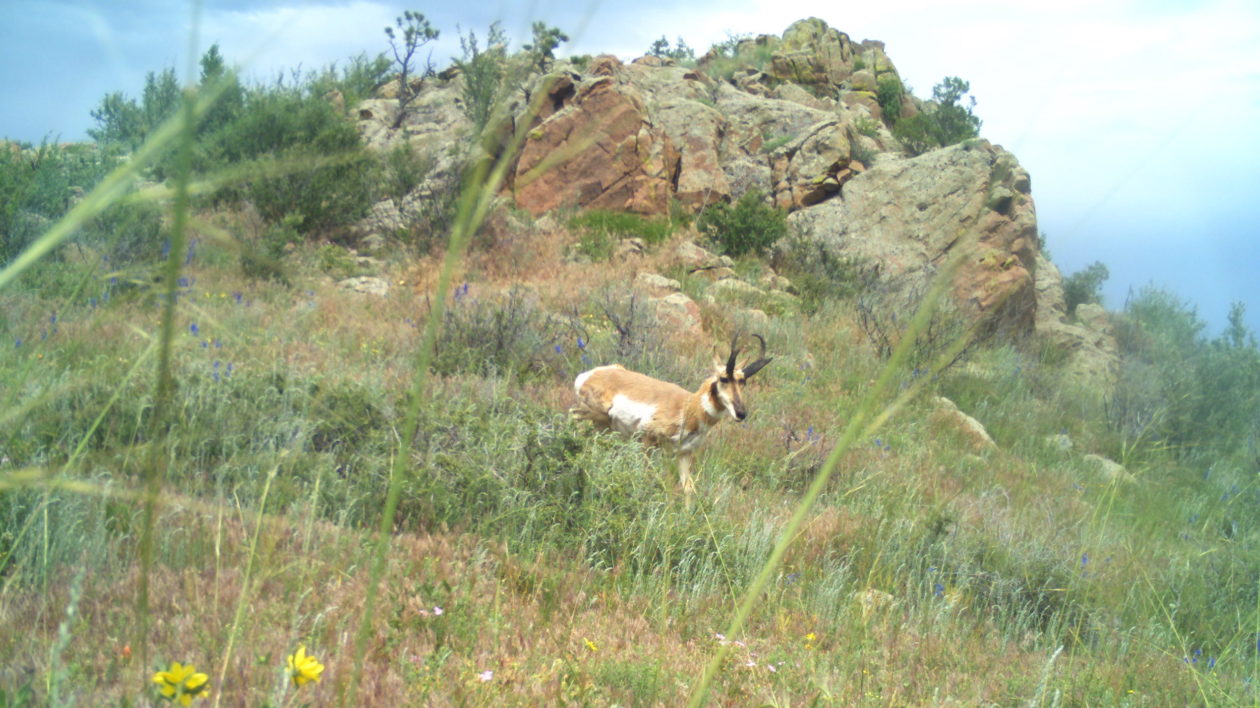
<box><xmin>608</xmin><ymin>394</ymin><xmax>658</xmax><ymax>436</ymax></box>
<box><xmin>573</xmin><ymin>368</ymin><xmax>597</xmax><ymax>396</ymax></box>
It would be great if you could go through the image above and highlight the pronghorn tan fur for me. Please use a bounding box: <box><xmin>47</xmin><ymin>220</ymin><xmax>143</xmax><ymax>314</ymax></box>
<box><xmin>570</xmin><ymin>333</ymin><xmax>772</xmax><ymax>500</ymax></box>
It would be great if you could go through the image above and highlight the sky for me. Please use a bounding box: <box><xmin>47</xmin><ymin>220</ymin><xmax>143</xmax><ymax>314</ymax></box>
<box><xmin>2</xmin><ymin>0</ymin><xmax>1258</xmax><ymax>334</ymax></box>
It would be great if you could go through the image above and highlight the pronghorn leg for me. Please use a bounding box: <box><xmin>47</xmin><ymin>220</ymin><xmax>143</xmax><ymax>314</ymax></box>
<box><xmin>679</xmin><ymin>453</ymin><xmax>695</xmax><ymax>504</ymax></box>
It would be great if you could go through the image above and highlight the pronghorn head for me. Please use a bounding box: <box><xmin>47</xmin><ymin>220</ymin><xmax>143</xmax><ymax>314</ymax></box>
<box><xmin>710</xmin><ymin>333</ymin><xmax>773</xmax><ymax>422</ymax></box>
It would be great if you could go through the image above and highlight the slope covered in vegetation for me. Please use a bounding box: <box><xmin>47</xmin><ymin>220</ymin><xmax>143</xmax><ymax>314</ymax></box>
<box><xmin>2</xmin><ymin>14</ymin><xmax>1258</xmax><ymax>707</ymax></box>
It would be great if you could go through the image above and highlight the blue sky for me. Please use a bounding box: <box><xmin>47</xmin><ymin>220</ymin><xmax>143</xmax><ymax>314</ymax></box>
<box><xmin>3</xmin><ymin>0</ymin><xmax>1258</xmax><ymax>334</ymax></box>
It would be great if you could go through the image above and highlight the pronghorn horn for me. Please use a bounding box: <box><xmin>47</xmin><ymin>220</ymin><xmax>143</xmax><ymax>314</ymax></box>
<box><xmin>741</xmin><ymin>333</ymin><xmax>773</xmax><ymax>378</ymax></box>
<box><xmin>725</xmin><ymin>331</ymin><xmax>741</xmax><ymax>377</ymax></box>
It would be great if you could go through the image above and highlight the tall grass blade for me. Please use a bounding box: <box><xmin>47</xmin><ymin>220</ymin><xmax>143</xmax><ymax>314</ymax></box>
<box><xmin>688</xmin><ymin>206</ymin><xmax>992</xmax><ymax>706</ymax></box>
<box><xmin>343</xmin><ymin>74</ymin><xmax>565</xmax><ymax>703</ymax></box>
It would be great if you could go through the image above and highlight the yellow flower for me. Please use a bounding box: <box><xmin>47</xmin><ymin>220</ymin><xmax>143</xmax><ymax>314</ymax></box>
<box><xmin>583</xmin><ymin>638</ymin><xmax>598</xmax><ymax>652</ymax></box>
<box><xmin>287</xmin><ymin>645</ymin><xmax>325</xmax><ymax>687</ymax></box>
<box><xmin>151</xmin><ymin>661</ymin><xmax>210</xmax><ymax>706</ymax></box>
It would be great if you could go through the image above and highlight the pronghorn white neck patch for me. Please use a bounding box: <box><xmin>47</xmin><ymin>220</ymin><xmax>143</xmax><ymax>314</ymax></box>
<box><xmin>701</xmin><ymin>387</ymin><xmax>721</xmax><ymax>419</ymax></box>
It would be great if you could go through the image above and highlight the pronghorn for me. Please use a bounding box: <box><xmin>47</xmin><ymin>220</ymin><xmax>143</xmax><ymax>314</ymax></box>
<box><xmin>570</xmin><ymin>333</ymin><xmax>772</xmax><ymax>500</ymax></box>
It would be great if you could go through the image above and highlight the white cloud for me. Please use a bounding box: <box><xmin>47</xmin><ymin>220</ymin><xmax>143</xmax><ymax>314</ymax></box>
<box><xmin>201</xmin><ymin>1</ymin><xmax>398</xmax><ymax>80</ymax></box>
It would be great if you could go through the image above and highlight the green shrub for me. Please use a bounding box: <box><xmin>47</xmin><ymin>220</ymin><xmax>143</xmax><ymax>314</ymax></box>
<box><xmin>87</xmin><ymin>45</ymin><xmax>378</xmax><ymax>239</ymax></box>
<box><xmin>891</xmin><ymin>76</ymin><xmax>982</xmax><ymax>156</ymax></box>
<box><xmin>854</xmin><ymin>115</ymin><xmax>881</xmax><ymax>138</ymax></box>
<box><xmin>82</xmin><ymin>198</ymin><xmax>166</xmax><ymax>266</ymax></box>
<box><xmin>0</xmin><ymin>142</ymin><xmax>122</xmax><ymax>265</ymax></box>
<box><xmin>762</xmin><ymin>132</ymin><xmax>794</xmax><ymax>152</ymax></box>
<box><xmin>697</xmin><ymin>33</ymin><xmax>771</xmax><ymax>82</ymax></box>
<box><xmin>568</xmin><ymin>209</ymin><xmax>672</xmax><ymax>246</ymax></box>
<box><xmin>696</xmin><ymin>190</ymin><xmax>787</xmax><ymax>258</ymax></box>
<box><xmin>776</xmin><ymin>234</ymin><xmax>875</xmax><ymax>313</ymax></box>
<box><xmin>1063</xmin><ymin>261</ymin><xmax>1109</xmax><ymax>316</ymax></box>
<box><xmin>876</xmin><ymin>75</ymin><xmax>903</xmax><ymax>123</ymax></box>
<box><xmin>381</xmin><ymin>141</ymin><xmax>431</xmax><ymax>207</ymax></box>
<box><xmin>241</xmin><ymin>212</ymin><xmax>300</xmax><ymax>281</ymax></box>
<box><xmin>575</xmin><ymin>229</ymin><xmax>613</xmax><ymax>262</ymax></box>
<box><xmin>325</xmin><ymin>53</ymin><xmax>393</xmax><ymax>108</ymax></box>
<box><xmin>201</xmin><ymin>82</ymin><xmax>378</xmax><ymax>236</ymax></box>
<box><xmin>431</xmin><ymin>286</ymin><xmax>566</xmax><ymax>380</ymax></box>
<box><xmin>891</xmin><ymin>112</ymin><xmax>935</xmax><ymax>156</ymax></box>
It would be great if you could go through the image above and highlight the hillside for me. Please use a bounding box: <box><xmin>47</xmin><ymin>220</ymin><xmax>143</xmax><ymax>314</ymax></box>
<box><xmin>2</xmin><ymin>16</ymin><xmax>1259</xmax><ymax>707</ymax></box>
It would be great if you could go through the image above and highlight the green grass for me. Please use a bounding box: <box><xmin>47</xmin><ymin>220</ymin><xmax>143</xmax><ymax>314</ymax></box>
<box><xmin>4</xmin><ymin>232</ymin><xmax>1257</xmax><ymax>704</ymax></box>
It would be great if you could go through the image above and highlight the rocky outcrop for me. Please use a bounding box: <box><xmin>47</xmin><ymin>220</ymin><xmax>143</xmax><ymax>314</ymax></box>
<box><xmin>349</xmin><ymin>17</ymin><xmax>1082</xmax><ymax>350</ymax></box>
<box><xmin>1034</xmin><ymin>254</ymin><xmax>1120</xmax><ymax>391</ymax></box>
<box><xmin>513</xmin><ymin>57</ymin><xmax>678</xmax><ymax>215</ymax></box>
<box><xmin>765</xmin><ymin>18</ymin><xmax>858</xmax><ymax>94</ymax></box>
<box><xmin>508</xmin><ymin>20</ymin><xmax>897</xmax><ymax>216</ymax></box>
<box><xmin>355</xmin><ymin>17</ymin><xmax>897</xmax><ymax>221</ymax></box>
<box><xmin>338</xmin><ymin>276</ymin><xmax>389</xmax><ymax>297</ymax></box>
<box><xmin>1083</xmin><ymin>453</ymin><xmax>1134</xmax><ymax>483</ymax></box>
<box><xmin>788</xmin><ymin>140</ymin><xmax>1039</xmax><ymax>333</ymax></box>
<box><xmin>770</xmin><ymin>119</ymin><xmax>859</xmax><ymax>209</ymax></box>
<box><xmin>931</xmin><ymin>396</ymin><xmax>997</xmax><ymax>452</ymax></box>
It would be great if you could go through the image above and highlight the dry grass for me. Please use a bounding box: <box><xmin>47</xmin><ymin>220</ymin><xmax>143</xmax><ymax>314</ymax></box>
<box><xmin>1</xmin><ymin>220</ymin><xmax>1252</xmax><ymax>706</ymax></box>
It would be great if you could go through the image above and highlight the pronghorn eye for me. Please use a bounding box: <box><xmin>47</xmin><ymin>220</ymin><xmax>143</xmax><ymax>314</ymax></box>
<box><xmin>719</xmin><ymin>376</ymin><xmax>731</xmax><ymax>384</ymax></box>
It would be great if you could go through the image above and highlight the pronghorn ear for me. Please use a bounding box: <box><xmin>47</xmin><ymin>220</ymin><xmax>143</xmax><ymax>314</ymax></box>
<box><xmin>742</xmin><ymin>357</ymin><xmax>773</xmax><ymax>378</ymax></box>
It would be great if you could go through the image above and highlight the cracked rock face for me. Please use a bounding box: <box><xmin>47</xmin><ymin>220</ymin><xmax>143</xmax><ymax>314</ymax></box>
<box><xmin>513</xmin><ymin>56</ymin><xmax>678</xmax><ymax>215</ymax></box>
<box><xmin>508</xmin><ymin>44</ymin><xmax>887</xmax><ymax>216</ymax></box>
<box><xmin>788</xmin><ymin>140</ymin><xmax>1039</xmax><ymax>335</ymax></box>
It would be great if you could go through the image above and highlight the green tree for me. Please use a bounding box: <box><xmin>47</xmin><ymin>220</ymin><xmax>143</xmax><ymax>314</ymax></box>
<box><xmin>197</xmin><ymin>44</ymin><xmax>243</xmax><ymax>136</ymax></box>
<box><xmin>891</xmin><ymin>76</ymin><xmax>982</xmax><ymax>156</ymax></box>
<box><xmin>88</xmin><ymin>68</ymin><xmax>180</xmax><ymax>150</ymax></box>
<box><xmin>384</xmin><ymin>10</ymin><xmax>439</xmax><ymax>128</ymax></box>
<box><xmin>523</xmin><ymin>22</ymin><xmax>569</xmax><ymax>70</ymax></box>
<box><xmin>1063</xmin><ymin>261</ymin><xmax>1110</xmax><ymax>316</ymax></box>
<box><xmin>876</xmin><ymin>75</ymin><xmax>903</xmax><ymax>123</ymax></box>
<box><xmin>648</xmin><ymin>35</ymin><xmax>695</xmax><ymax>62</ymax></box>
<box><xmin>1111</xmin><ymin>287</ymin><xmax>1205</xmax><ymax>460</ymax></box>
<box><xmin>1195</xmin><ymin>302</ymin><xmax>1260</xmax><ymax>460</ymax></box>
<box><xmin>1222</xmin><ymin>302</ymin><xmax>1254</xmax><ymax>349</ymax></box>
<box><xmin>456</xmin><ymin>23</ymin><xmax>509</xmax><ymax>135</ymax></box>
<box><xmin>929</xmin><ymin>76</ymin><xmax>982</xmax><ymax>146</ymax></box>
<box><xmin>87</xmin><ymin>92</ymin><xmax>143</xmax><ymax>147</ymax></box>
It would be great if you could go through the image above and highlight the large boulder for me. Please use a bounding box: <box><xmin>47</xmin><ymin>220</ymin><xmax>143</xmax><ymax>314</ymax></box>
<box><xmin>513</xmin><ymin>56</ymin><xmax>677</xmax><ymax>215</ymax></box>
<box><xmin>787</xmin><ymin>140</ymin><xmax>1039</xmax><ymax>333</ymax></box>
<box><xmin>771</xmin><ymin>119</ymin><xmax>858</xmax><ymax>209</ymax></box>
<box><xmin>766</xmin><ymin>18</ymin><xmax>857</xmax><ymax>93</ymax></box>
<box><xmin>1034</xmin><ymin>254</ymin><xmax>1120</xmax><ymax>392</ymax></box>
